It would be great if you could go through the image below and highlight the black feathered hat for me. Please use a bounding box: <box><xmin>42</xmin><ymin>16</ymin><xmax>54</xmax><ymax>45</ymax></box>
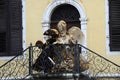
<box><xmin>43</xmin><ymin>29</ymin><xmax>59</xmax><ymax>38</ymax></box>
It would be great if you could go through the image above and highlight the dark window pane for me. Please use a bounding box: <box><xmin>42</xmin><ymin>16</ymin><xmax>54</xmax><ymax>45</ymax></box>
<box><xmin>0</xmin><ymin>32</ymin><xmax>6</xmax><ymax>53</ymax></box>
<box><xmin>0</xmin><ymin>0</ymin><xmax>8</xmax><ymax>56</ymax></box>
<box><xmin>50</xmin><ymin>4</ymin><xmax>80</xmax><ymax>30</ymax></box>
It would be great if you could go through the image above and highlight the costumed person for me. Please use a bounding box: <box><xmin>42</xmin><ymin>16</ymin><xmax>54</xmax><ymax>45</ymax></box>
<box><xmin>55</xmin><ymin>20</ymin><xmax>71</xmax><ymax>44</ymax></box>
<box><xmin>54</xmin><ymin>20</ymin><xmax>89</xmax><ymax>72</ymax></box>
<box><xmin>56</xmin><ymin>20</ymin><xmax>84</xmax><ymax>44</ymax></box>
<box><xmin>51</xmin><ymin>20</ymin><xmax>74</xmax><ymax>72</ymax></box>
<box><xmin>67</xmin><ymin>26</ymin><xmax>89</xmax><ymax>72</ymax></box>
<box><xmin>68</xmin><ymin>26</ymin><xmax>84</xmax><ymax>44</ymax></box>
<box><xmin>32</xmin><ymin>29</ymin><xmax>59</xmax><ymax>72</ymax></box>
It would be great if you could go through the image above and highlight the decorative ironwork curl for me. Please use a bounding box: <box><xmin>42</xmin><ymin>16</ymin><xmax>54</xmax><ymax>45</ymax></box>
<box><xmin>0</xmin><ymin>45</ymin><xmax>41</xmax><ymax>80</ymax></box>
<box><xmin>79</xmin><ymin>44</ymin><xmax>120</xmax><ymax>80</ymax></box>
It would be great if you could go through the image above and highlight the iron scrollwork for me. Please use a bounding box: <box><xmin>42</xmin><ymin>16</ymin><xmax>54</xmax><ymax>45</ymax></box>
<box><xmin>0</xmin><ymin>44</ymin><xmax>120</xmax><ymax>80</ymax></box>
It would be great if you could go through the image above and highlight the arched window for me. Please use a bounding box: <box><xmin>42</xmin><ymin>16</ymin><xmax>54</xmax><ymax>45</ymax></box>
<box><xmin>42</xmin><ymin>0</ymin><xmax>87</xmax><ymax>49</ymax></box>
<box><xmin>50</xmin><ymin>4</ymin><xmax>80</xmax><ymax>30</ymax></box>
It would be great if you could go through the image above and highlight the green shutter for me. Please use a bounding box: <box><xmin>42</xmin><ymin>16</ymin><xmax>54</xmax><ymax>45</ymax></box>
<box><xmin>109</xmin><ymin>0</ymin><xmax>120</xmax><ymax>51</ymax></box>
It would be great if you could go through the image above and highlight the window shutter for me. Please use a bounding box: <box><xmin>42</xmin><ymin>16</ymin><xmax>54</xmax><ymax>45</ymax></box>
<box><xmin>109</xmin><ymin>0</ymin><xmax>120</xmax><ymax>51</ymax></box>
<box><xmin>0</xmin><ymin>0</ymin><xmax>7</xmax><ymax>55</ymax></box>
<box><xmin>9</xmin><ymin>0</ymin><xmax>22</xmax><ymax>56</ymax></box>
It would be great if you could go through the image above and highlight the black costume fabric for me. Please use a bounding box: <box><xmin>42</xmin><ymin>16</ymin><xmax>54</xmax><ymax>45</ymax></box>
<box><xmin>32</xmin><ymin>29</ymin><xmax>59</xmax><ymax>72</ymax></box>
<box><xmin>32</xmin><ymin>44</ymin><xmax>54</xmax><ymax>72</ymax></box>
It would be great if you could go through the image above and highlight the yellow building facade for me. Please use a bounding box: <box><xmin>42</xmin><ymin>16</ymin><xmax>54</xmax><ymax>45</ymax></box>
<box><xmin>26</xmin><ymin>0</ymin><xmax>120</xmax><ymax>65</ymax></box>
<box><xmin>0</xmin><ymin>0</ymin><xmax>120</xmax><ymax>79</ymax></box>
<box><xmin>1</xmin><ymin>0</ymin><xmax>119</xmax><ymax>65</ymax></box>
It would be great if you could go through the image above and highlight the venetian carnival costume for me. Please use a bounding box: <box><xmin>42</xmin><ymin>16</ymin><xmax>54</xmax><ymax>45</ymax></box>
<box><xmin>32</xmin><ymin>29</ymin><xmax>60</xmax><ymax>72</ymax></box>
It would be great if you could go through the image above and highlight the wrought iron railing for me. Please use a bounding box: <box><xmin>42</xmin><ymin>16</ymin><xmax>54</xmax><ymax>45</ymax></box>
<box><xmin>0</xmin><ymin>44</ymin><xmax>42</xmax><ymax>80</ymax></box>
<box><xmin>79</xmin><ymin>44</ymin><xmax>120</xmax><ymax>80</ymax></box>
<box><xmin>0</xmin><ymin>44</ymin><xmax>120</xmax><ymax>80</ymax></box>
<box><xmin>31</xmin><ymin>44</ymin><xmax>120</xmax><ymax>80</ymax></box>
